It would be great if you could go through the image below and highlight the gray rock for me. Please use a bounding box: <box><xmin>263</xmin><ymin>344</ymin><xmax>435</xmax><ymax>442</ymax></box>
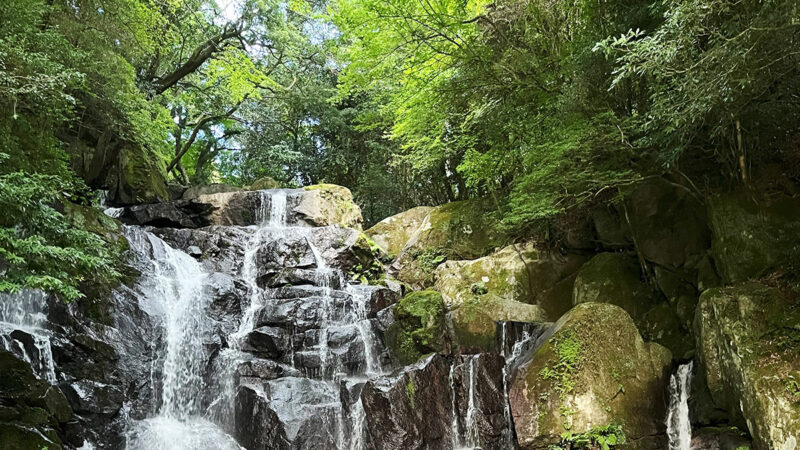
<box><xmin>234</xmin><ymin>383</ymin><xmax>290</xmax><ymax>450</ymax></box>
<box><xmin>361</xmin><ymin>354</ymin><xmax>455</xmax><ymax>449</ymax></box>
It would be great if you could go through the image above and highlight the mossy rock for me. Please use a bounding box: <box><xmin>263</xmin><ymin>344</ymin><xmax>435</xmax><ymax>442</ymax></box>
<box><xmin>115</xmin><ymin>145</ymin><xmax>169</xmax><ymax>205</ymax></box>
<box><xmin>366</xmin><ymin>206</ymin><xmax>433</xmax><ymax>257</ymax></box>
<box><xmin>63</xmin><ymin>201</ymin><xmax>129</xmax><ymax>305</ymax></box>
<box><xmin>694</xmin><ymin>283</ymin><xmax>800</xmax><ymax>449</ymax></box>
<box><xmin>450</xmin><ymin>294</ymin><xmax>545</xmax><ymax>353</ymax></box>
<box><xmin>572</xmin><ymin>253</ymin><xmax>659</xmax><ymax>322</ymax></box>
<box><xmin>347</xmin><ymin>232</ymin><xmax>388</xmax><ymax>284</ymax></box>
<box><xmin>0</xmin><ymin>423</ymin><xmax>62</xmax><ymax>450</ymax></box>
<box><xmin>248</xmin><ymin>177</ymin><xmax>281</xmax><ymax>190</ymax></box>
<box><xmin>434</xmin><ymin>243</ymin><xmax>584</xmax><ymax>321</ymax></box>
<box><xmin>295</xmin><ymin>184</ymin><xmax>363</xmax><ymax>229</ymax></box>
<box><xmin>385</xmin><ymin>290</ymin><xmax>446</xmax><ymax>365</ymax></box>
<box><xmin>509</xmin><ymin>303</ymin><xmax>671</xmax><ymax>450</ymax></box>
<box><xmin>391</xmin><ymin>199</ymin><xmax>509</xmax><ymax>289</ymax></box>
<box><xmin>708</xmin><ymin>192</ymin><xmax>800</xmax><ymax>283</ymax></box>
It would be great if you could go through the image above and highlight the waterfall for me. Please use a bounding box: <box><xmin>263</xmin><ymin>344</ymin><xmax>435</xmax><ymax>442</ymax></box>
<box><xmin>666</xmin><ymin>361</ymin><xmax>694</xmax><ymax>450</ymax></box>
<box><xmin>0</xmin><ymin>290</ymin><xmax>57</xmax><ymax>383</ymax></box>
<box><xmin>124</xmin><ymin>228</ymin><xmax>242</xmax><ymax>450</ymax></box>
<box><xmin>117</xmin><ymin>189</ymin><xmax>399</xmax><ymax>449</ymax></box>
<box><xmin>463</xmin><ymin>356</ymin><xmax>479</xmax><ymax>449</ymax></box>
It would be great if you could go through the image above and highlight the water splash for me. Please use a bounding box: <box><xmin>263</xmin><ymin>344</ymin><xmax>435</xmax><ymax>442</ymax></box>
<box><xmin>666</xmin><ymin>361</ymin><xmax>694</xmax><ymax>450</ymax></box>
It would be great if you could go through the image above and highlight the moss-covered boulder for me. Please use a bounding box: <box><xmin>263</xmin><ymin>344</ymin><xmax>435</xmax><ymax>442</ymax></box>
<box><xmin>390</xmin><ymin>199</ymin><xmax>508</xmax><ymax>289</ymax></box>
<box><xmin>509</xmin><ymin>303</ymin><xmax>672</xmax><ymax>450</ymax></box>
<box><xmin>708</xmin><ymin>192</ymin><xmax>800</xmax><ymax>284</ymax></box>
<box><xmin>365</xmin><ymin>206</ymin><xmax>433</xmax><ymax>257</ymax></box>
<box><xmin>294</xmin><ymin>184</ymin><xmax>363</xmax><ymax>229</ymax></box>
<box><xmin>434</xmin><ymin>243</ymin><xmax>585</xmax><ymax>321</ymax></box>
<box><xmin>694</xmin><ymin>283</ymin><xmax>800</xmax><ymax>449</ymax></box>
<box><xmin>451</xmin><ymin>294</ymin><xmax>546</xmax><ymax>353</ymax></box>
<box><xmin>247</xmin><ymin>177</ymin><xmax>281</xmax><ymax>190</ymax></box>
<box><xmin>385</xmin><ymin>291</ymin><xmax>446</xmax><ymax>364</ymax></box>
<box><xmin>572</xmin><ymin>252</ymin><xmax>659</xmax><ymax>321</ymax></box>
<box><xmin>113</xmin><ymin>145</ymin><xmax>169</xmax><ymax>205</ymax></box>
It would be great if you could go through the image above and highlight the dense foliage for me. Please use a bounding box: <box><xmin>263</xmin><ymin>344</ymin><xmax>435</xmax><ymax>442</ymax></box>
<box><xmin>2</xmin><ymin>0</ymin><xmax>799</xmax><ymax>298</ymax></box>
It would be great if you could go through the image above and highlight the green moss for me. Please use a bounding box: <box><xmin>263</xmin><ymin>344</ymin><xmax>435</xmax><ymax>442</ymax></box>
<box><xmin>405</xmin><ymin>378</ymin><xmax>417</xmax><ymax>408</ymax></box>
<box><xmin>539</xmin><ymin>330</ymin><xmax>582</xmax><ymax>400</ymax></box>
<box><xmin>385</xmin><ymin>290</ymin><xmax>446</xmax><ymax>364</ymax></box>
<box><xmin>248</xmin><ymin>177</ymin><xmax>280</xmax><ymax>190</ymax></box>
<box><xmin>119</xmin><ymin>145</ymin><xmax>169</xmax><ymax>204</ymax></box>
<box><xmin>348</xmin><ymin>232</ymin><xmax>389</xmax><ymax>284</ymax></box>
<box><xmin>470</xmin><ymin>281</ymin><xmax>488</xmax><ymax>295</ymax></box>
<box><xmin>410</xmin><ymin>248</ymin><xmax>447</xmax><ymax>271</ymax></box>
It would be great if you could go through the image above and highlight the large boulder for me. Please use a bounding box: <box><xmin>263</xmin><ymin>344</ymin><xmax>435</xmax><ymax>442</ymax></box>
<box><xmin>291</xmin><ymin>184</ymin><xmax>363</xmax><ymax>229</ymax></box>
<box><xmin>450</xmin><ymin>295</ymin><xmax>545</xmax><ymax>353</ymax></box>
<box><xmin>112</xmin><ymin>145</ymin><xmax>170</xmax><ymax>205</ymax></box>
<box><xmin>434</xmin><ymin>243</ymin><xmax>585</xmax><ymax>321</ymax></box>
<box><xmin>694</xmin><ymin>283</ymin><xmax>800</xmax><ymax>449</ymax></box>
<box><xmin>708</xmin><ymin>192</ymin><xmax>800</xmax><ymax>283</ymax></box>
<box><xmin>572</xmin><ymin>252</ymin><xmax>659</xmax><ymax>321</ymax></box>
<box><xmin>624</xmin><ymin>178</ymin><xmax>711</xmax><ymax>268</ymax></box>
<box><xmin>509</xmin><ymin>303</ymin><xmax>672</xmax><ymax>450</ymax></box>
<box><xmin>390</xmin><ymin>199</ymin><xmax>508</xmax><ymax>289</ymax></box>
<box><xmin>366</xmin><ymin>206</ymin><xmax>433</xmax><ymax>257</ymax></box>
<box><xmin>384</xmin><ymin>291</ymin><xmax>446</xmax><ymax>365</ymax></box>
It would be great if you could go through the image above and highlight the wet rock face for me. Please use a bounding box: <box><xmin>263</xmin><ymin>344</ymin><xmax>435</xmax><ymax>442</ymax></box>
<box><xmin>361</xmin><ymin>355</ymin><xmax>454</xmax><ymax>449</ymax></box>
<box><xmin>45</xmin><ymin>284</ymin><xmax>164</xmax><ymax>447</ymax></box>
<box><xmin>360</xmin><ymin>353</ymin><xmax>509</xmax><ymax>450</ymax></box>
<box><xmin>509</xmin><ymin>303</ymin><xmax>672</xmax><ymax>450</ymax></box>
<box><xmin>0</xmin><ymin>349</ymin><xmax>74</xmax><ymax>450</ymax></box>
<box><xmin>694</xmin><ymin>283</ymin><xmax>800</xmax><ymax>450</ymax></box>
<box><xmin>690</xmin><ymin>427</ymin><xmax>752</xmax><ymax>450</ymax></box>
<box><xmin>234</xmin><ymin>384</ymin><xmax>291</xmax><ymax>450</ymax></box>
<box><xmin>450</xmin><ymin>354</ymin><xmax>508</xmax><ymax>449</ymax></box>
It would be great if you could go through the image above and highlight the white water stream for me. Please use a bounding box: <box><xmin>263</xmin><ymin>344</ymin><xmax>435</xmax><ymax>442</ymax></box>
<box><xmin>666</xmin><ymin>361</ymin><xmax>694</xmax><ymax>450</ymax></box>
<box><xmin>124</xmin><ymin>228</ymin><xmax>242</xmax><ymax>449</ymax></box>
<box><xmin>0</xmin><ymin>290</ymin><xmax>57</xmax><ymax>384</ymax></box>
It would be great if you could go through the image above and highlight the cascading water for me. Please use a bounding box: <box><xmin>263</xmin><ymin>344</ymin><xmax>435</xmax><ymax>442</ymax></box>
<box><xmin>124</xmin><ymin>228</ymin><xmax>242</xmax><ymax>450</ymax></box>
<box><xmin>666</xmin><ymin>361</ymin><xmax>694</xmax><ymax>450</ymax></box>
<box><xmin>0</xmin><ymin>290</ymin><xmax>57</xmax><ymax>383</ymax></box>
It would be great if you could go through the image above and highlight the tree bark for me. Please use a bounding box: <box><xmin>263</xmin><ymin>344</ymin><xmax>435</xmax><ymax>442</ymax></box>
<box><xmin>152</xmin><ymin>26</ymin><xmax>242</xmax><ymax>95</ymax></box>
